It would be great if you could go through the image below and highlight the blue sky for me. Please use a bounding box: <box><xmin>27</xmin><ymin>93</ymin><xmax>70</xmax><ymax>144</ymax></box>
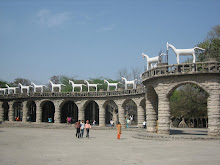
<box><xmin>0</xmin><ymin>0</ymin><xmax>219</xmax><ymax>84</ymax></box>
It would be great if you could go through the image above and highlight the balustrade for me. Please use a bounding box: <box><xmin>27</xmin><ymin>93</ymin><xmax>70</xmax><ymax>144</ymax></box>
<box><xmin>0</xmin><ymin>87</ymin><xmax>146</xmax><ymax>99</ymax></box>
<box><xmin>142</xmin><ymin>61</ymin><xmax>220</xmax><ymax>80</ymax></box>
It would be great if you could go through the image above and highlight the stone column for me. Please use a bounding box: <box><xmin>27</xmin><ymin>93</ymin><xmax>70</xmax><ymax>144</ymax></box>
<box><xmin>99</xmin><ymin>106</ymin><xmax>105</xmax><ymax>127</ymax></box>
<box><xmin>207</xmin><ymin>93</ymin><xmax>220</xmax><ymax>136</ymax></box>
<box><xmin>54</xmin><ymin>100</ymin><xmax>61</xmax><ymax>124</ymax></box>
<box><xmin>137</xmin><ymin>105</ymin><xmax>145</xmax><ymax>128</ymax></box>
<box><xmin>36</xmin><ymin>101</ymin><xmax>42</xmax><ymax>123</ymax></box>
<box><xmin>22</xmin><ymin>101</ymin><xmax>28</xmax><ymax>122</ymax></box>
<box><xmin>118</xmin><ymin>105</ymin><xmax>125</xmax><ymax>128</ymax></box>
<box><xmin>146</xmin><ymin>97</ymin><xmax>157</xmax><ymax>133</ymax></box>
<box><xmin>78</xmin><ymin>104</ymin><xmax>85</xmax><ymax>121</ymax></box>
<box><xmin>8</xmin><ymin>101</ymin><xmax>14</xmax><ymax>122</ymax></box>
<box><xmin>0</xmin><ymin>102</ymin><xmax>3</xmax><ymax>122</ymax></box>
<box><xmin>157</xmin><ymin>94</ymin><xmax>170</xmax><ymax>134</ymax></box>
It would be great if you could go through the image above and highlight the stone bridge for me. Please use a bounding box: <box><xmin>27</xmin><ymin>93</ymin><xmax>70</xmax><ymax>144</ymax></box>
<box><xmin>0</xmin><ymin>88</ymin><xmax>146</xmax><ymax>128</ymax></box>
<box><xmin>0</xmin><ymin>61</ymin><xmax>220</xmax><ymax>136</ymax></box>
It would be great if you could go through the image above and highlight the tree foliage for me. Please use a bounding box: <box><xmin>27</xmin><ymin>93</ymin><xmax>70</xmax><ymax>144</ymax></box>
<box><xmin>170</xmin><ymin>84</ymin><xmax>208</xmax><ymax>119</ymax></box>
<box><xmin>196</xmin><ymin>25</ymin><xmax>220</xmax><ymax>62</ymax></box>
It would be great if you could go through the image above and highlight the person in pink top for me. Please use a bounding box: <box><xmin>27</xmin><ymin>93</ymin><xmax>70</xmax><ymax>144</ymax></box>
<box><xmin>85</xmin><ymin>120</ymin><xmax>91</xmax><ymax>138</ymax></box>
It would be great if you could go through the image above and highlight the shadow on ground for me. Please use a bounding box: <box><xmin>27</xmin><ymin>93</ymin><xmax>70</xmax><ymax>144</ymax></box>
<box><xmin>170</xmin><ymin>129</ymin><xmax>208</xmax><ymax>136</ymax></box>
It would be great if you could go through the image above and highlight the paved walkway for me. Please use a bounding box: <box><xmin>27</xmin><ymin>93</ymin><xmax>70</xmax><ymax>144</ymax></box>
<box><xmin>0</xmin><ymin>127</ymin><xmax>220</xmax><ymax>165</ymax></box>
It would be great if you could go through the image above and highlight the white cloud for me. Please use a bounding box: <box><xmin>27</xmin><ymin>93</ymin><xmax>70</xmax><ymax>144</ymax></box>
<box><xmin>97</xmin><ymin>26</ymin><xmax>114</xmax><ymax>32</ymax></box>
<box><xmin>35</xmin><ymin>9</ymin><xmax>72</xmax><ymax>28</ymax></box>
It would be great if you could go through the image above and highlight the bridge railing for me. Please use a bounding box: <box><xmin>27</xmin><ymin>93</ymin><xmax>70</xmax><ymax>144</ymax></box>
<box><xmin>0</xmin><ymin>87</ymin><xmax>146</xmax><ymax>99</ymax></box>
<box><xmin>142</xmin><ymin>61</ymin><xmax>220</xmax><ymax>80</ymax></box>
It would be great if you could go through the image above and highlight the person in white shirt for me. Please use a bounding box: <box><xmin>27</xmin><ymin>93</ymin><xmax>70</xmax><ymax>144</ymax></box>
<box><xmin>143</xmin><ymin>121</ymin><xmax>146</xmax><ymax>129</ymax></box>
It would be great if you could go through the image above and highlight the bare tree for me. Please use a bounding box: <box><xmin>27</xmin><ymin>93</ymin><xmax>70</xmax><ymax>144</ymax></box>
<box><xmin>12</xmin><ymin>78</ymin><xmax>31</xmax><ymax>86</ymax></box>
<box><xmin>117</xmin><ymin>67</ymin><xmax>131</xmax><ymax>81</ymax></box>
<box><xmin>131</xmin><ymin>67</ymin><xmax>142</xmax><ymax>84</ymax></box>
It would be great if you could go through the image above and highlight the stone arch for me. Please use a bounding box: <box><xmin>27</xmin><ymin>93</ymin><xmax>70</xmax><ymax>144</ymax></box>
<box><xmin>84</xmin><ymin>100</ymin><xmax>99</xmax><ymax>125</ymax></box>
<box><xmin>166</xmin><ymin>82</ymin><xmax>208</xmax><ymax>130</ymax></box>
<box><xmin>166</xmin><ymin>81</ymin><xmax>210</xmax><ymax>99</ymax></box>
<box><xmin>103</xmin><ymin>100</ymin><xmax>118</xmax><ymax>125</ymax></box>
<box><xmin>2</xmin><ymin>102</ymin><xmax>9</xmax><ymax>121</ymax></box>
<box><xmin>26</xmin><ymin>100</ymin><xmax>36</xmax><ymax>122</ymax></box>
<box><xmin>60</xmin><ymin>100</ymin><xmax>78</xmax><ymax>123</ymax></box>
<box><xmin>122</xmin><ymin>99</ymin><xmax>138</xmax><ymax>125</ymax></box>
<box><xmin>13</xmin><ymin>101</ymin><xmax>23</xmax><ymax>121</ymax></box>
<box><xmin>41</xmin><ymin>100</ymin><xmax>55</xmax><ymax>123</ymax></box>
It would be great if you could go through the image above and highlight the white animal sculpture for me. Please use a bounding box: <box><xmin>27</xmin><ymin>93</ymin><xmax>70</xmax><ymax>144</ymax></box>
<box><xmin>31</xmin><ymin>82</ymin><xmax>47</xmax><ymax>93</ymax></box>
<box><xmin>5</xmin><ymin>84</ymin><xmax>19</xmax><ymax>94</ymax></box>
<box><xmin>104</xmin><ymin>79</ymin><xmax>119</xmax><ymax>91</ymax></box>
<box><xmin>69</xmin><ymin>80</ymin><xmax>86</xmax><ymax>92</ymax></box>
<box><xmin>0</xmin><ymin>88</ymin><xmax>7</xmax><ymax>95</ymax></box>
<box><xmin>48</xmin><ymin>80</ymin><xmax>66</xmax><ymax>92</ymax></box>
<box><xmin>142</xmin><ymin>53</ymin><xmax>162</xmax><ymax>70</ymax></box>
<box><xmin>84</xmin><ymin>80</ymin><xmax>101</xmax><ymax>92</ymax></box>
<box><xmin>167</xmin><ymin>42</ymin><xmax>205</xmax><ymax>64</ymax></box>
<box><xmin>121</xmin><ymin>77</ymin><xmax>137</xmax><ymax>90</ymax></box>
<box><xmin>18</xmin><ymin>83</ymin><xmax>31</xmax><ymax>93</ymax></box>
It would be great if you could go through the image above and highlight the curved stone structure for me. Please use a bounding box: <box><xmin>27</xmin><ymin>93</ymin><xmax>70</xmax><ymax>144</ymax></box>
<box><xmin>142</xmin><ymin>61</ymin><xmax>220</xmax><ymax>136</ymax></box>
<box><xmin>0</xmin><ymin>88</ymin><xmax>146</xmax><ymax>129</ymax></box>
<box><xmin>0</xmin><ymin>61</ymin><xmax>219</xmax><ymax>137</ymax></box>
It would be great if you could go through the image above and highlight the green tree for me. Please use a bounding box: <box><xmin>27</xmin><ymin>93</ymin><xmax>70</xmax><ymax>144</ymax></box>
<box><xmin>0</xmin><ymin>80</ymin><xmax>8</xmax><ymax>88</ymax></box>
<box><xmin>196</xmin><ymin>25</ymin><xmax>220</xmax><ymax>62</ymax></box>
<box><xmin>170</xmin><ymin>84</ymin><xmax>208</xmax><ymax>119</ymax></box>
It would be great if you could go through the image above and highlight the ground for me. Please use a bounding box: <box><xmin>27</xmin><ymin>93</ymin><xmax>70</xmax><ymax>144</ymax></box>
<box><xmin>0</xmin><ymin>127</ymin><xmax>220</xmax><ymax>165</ymax></box>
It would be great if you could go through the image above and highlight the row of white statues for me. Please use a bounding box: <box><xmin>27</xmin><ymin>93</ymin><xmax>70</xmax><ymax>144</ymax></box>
<box><xmin>142</xmin><ymin>42</ymin><xmax>205</xmax><ymax>70</ymax></box>
<box><xmin>0</xmin><ymin>77</ymin><xmax>138</xmax><ymax>94</ymax></box>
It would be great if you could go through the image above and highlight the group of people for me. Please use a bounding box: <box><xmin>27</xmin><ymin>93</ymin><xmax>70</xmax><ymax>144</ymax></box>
<box><xmin>74</xmin><ymin>120</ymin><xmax>91</xmax><ymax>138</ymax></box>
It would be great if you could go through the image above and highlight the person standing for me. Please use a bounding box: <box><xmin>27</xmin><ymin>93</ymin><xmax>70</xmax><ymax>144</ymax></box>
<box><xmin>143</xmin><ymin>121</ymin><xmax>146</xmax><ymax>129</ymax></box>
<box><xmin>85</xmin><ymin>120</ymin><xmax>91</xmax><ymax>138</ymax></box>
<box><xmin>80</xmin><ymin>120</ymin><xmax>85</xmax><ymax>138</ymax></box>
<box><xmin>110</xmin><ymin>119</ymin><xmax>114</xmax><ymax>127</ymax></box>
<box><xmin>116</xmin><ymin>122</ymin><xmax>122</xmax><ymax>140</ymax></box>
<box><xmin>126</xmin><ymin>118</ymin><xmax>130</xmax><ymax>128</ymax></box>
<box><xmin>75</xmin><ymin>120</ymin><xmax>81</xmax><ymax>138</ymax></box>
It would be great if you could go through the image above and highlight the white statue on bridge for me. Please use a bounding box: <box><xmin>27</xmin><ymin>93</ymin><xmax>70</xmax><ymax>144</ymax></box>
<box><xmin>167</xmin><ymin>42</ymin><xmax>205</xmax><ymax>64</ymax></box>
<box><xmin>84</xmin><ymin>80</ymin><xmax>101</xmax><ymax>92</ymax></box>
<box><xmin>31</xmin><ymin>82</ymin><xmax>47</xmax><ymax>93</ymax></box>
<box><xmin>5</xmin><ymin>84</ymin><xmax>19</xmax><ymax>94</ymax></box>
<box><xmin>122</xmin><ymin>77</ymin><xmax>137</xmax><ymax>90</ymax></box>
<box><xmin>69</xmin><ymin>80</ymin><xmax>86</xmax><ymax>92</ymax></box>
<box><xmin>104</xmin><ymin>80</ymin><xmax>119</xmax><ymax>91</ymax></box>
<box><xmin>142</xmin><ymin>53</ymin><xmax>166</xmax><ymax>70</ymax></box>
<box><xmin>48</xmin><ymin>80</ymin><xmax>66</xmax><ymax>92</ymax></box>
<box><xmin>0</xmin><ymin>88</ymin><xmax>7</xmax><ymax>95</ymax></box>
<box><xmin>19</xmin><ymin>83</ymin><xmax>31</xmax><ymax>93</ymax></box>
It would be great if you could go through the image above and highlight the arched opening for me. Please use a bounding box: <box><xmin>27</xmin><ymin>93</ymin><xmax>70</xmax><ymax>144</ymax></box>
<box><xmin>27</xmin><ymin>101</ymin><xmax>36</xmax><ymax>122</ymax></box>
<box><xmin>42</xmin><ymin>101</ymin><xmax>55</xmax><ymax>123</ymax></box>
<box><xmin>104</xmin><ymin>100</ymin><xmax>118</xmax><ymax>126</ymax></box>
<box><xmin>169</xmin><ymin>83</ymin><xmax>208</xmax><ymax>133</ymax></box>
<box><xmin>14</xmin><ymin>102</ymin><xmax>23</xmax><ymax>121</ymax></box>
<box><xmin>84</xmin><ymin>101</ymin><xmax>99</xmax><ymax>125</ymax></box>
<box><xmin>61</xmin><ymin>101</ymin><xmax>78</xmax><ymax>124</ymax></box>
<box><xmin>3</xmin><ymin>102</ymin><xmax>9</xmax><ymax>121</ymax></box>
<box><xmin>123</xmin><ymin>99</ymin><xmax>138</xmax><ymax>126</ymax></box>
